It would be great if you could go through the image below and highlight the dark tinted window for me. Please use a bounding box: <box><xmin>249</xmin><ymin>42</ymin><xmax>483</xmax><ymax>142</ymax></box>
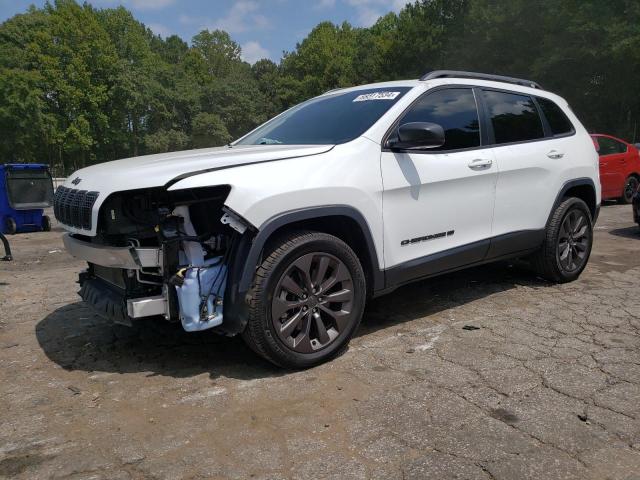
<box><xmin>537</xmin><ymin>97</ymin><xmax>574</xmax><ymax>135</ymax></box>
<box><xmin>236</xmin><ymin>87</ymin><xmax>411</xmax><ymax>145</ymax></box>
<box><xmin>484</xmin><ymin>90</ymin><xmax>544</xmax><ymax>144</ymax></box>
<box><xmin>397</xmin><ymin>88</ymin><xmax>480</xmax><ymax>151</ymax></box>
<box><xmin>596</xmin><ymin>136</ymin><xmax>627</xmax><ymax>155</ymax></box>
<box><xmin>5</xmin><ymin>168</ymin><xmax>54</xmax><ymax>209</ymax></box>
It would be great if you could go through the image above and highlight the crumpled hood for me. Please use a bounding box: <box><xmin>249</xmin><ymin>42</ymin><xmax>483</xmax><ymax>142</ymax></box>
<box><xmin>62</xmin><ymin>144</ymin><xmax>333</xmax><ymax>193</ymax></box>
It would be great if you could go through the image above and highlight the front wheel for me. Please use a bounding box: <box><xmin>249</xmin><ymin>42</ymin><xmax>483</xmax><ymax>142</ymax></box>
<box><xmin>42</xmin><ymin>215</ymin><xmax>51</xmax><ymax>232</ymax></box>
<box><xmin>531</xmin><ymin>197</ymin><xmax>593</xmax><ymax>283</ymax></box>
<box><xmin>242</xmin><ymin>231</ymin><xmax>366</xmax><ymax>369</ymax></box>
<box><xmin>620</xmin><ymin>176</ymin><xmax>639</xmax><ymax>204</ymax></box>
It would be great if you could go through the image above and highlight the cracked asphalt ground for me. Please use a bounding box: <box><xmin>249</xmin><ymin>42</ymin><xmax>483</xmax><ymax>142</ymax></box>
<box><xmin>1</xmin><ymin>205</ymin><xmax>640</xmax><ymax>480</ymax></box>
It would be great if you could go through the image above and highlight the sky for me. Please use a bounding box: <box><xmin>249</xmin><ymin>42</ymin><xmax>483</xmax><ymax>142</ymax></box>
<box><xmin>0</xmin><ymin>0</ymin><xmax>412</xmax><ymax>63</ymax></box>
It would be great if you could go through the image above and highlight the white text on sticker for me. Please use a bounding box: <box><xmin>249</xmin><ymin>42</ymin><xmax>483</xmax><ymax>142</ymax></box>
<box><xmin>353</xmin><ymin>91</ymin><xmax>401</xmax><ymax>102</ymax></box>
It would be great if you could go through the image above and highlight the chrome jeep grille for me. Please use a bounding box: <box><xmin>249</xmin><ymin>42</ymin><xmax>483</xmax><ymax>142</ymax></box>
<box><xmin>53</xmin><ymin>187</ymin><xmax>99</xmax><ymax>230</ymax></box>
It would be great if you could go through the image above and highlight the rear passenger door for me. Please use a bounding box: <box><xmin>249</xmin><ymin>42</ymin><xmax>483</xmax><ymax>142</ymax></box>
<box><xmin>484</xmin><ymin>89</ymin><xmax>573</xmax><ymax>246</ymax></box>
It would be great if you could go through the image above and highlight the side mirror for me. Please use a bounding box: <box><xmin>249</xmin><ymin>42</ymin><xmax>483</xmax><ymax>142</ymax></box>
<box><xmin>389</xmin><ymin>122</ymin><xmax>445</xmax><ymax>150</ymax></box>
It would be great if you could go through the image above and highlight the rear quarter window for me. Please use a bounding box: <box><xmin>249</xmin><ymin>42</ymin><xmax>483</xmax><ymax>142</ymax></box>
<box><xmin>536</xmin><ymin>97</ymin><xmax>574</xmax><ymax>136</ymax></box>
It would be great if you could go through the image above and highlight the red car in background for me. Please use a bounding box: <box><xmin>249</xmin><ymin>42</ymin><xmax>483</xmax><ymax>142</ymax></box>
<box><xmin>591</xmin><ymin>134</ymin><xmax>640</xmax><ymax>203</ymax></box>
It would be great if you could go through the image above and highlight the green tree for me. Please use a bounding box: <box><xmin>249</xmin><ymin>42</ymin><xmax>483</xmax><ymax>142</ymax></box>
<box><xmin>2</xmin><ymin>0</ymin><xmax>640</xmax><ymax>171</ymax></box>
<box><xmin>191</xmin><ymin>112</ymin><xmax>231</xmax><ymax>148</ymax></box>
<box><xmin>190</xmin><ymin>30</ymin><xmax>242</xmax><ymax>78</ymax></box>
<box><xmin>144</xmin><ymin>128</ymin><xmax>189</xmax><ymax>153</ymax></box>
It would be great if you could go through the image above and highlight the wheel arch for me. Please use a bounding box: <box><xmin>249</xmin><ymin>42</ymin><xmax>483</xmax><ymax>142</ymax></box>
<box><xmin>550</xmin><ymin>178</ymin><xmax>598</xmax><ymax>224</ymax></box>
<box><xmin>219</xmin><ymin>206</ymin><xmax>383</xmax><ymax>336</ymax></box>
<box><xmin>240</xmin><ymin>206</ymin><xmax>383</xmax><ymax>296</ymax></box>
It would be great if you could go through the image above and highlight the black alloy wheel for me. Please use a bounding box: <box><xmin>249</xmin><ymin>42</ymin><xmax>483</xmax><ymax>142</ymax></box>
<box><xmin>242</xmin><ymin>230</ymin><xmax>366</xmax><ymax>368</ymax></box>
<box><xmin>531</xmin><ymin>197</ymin><xmax>593</xmax><ymax>283</ymax></box>
<box><xmin>556</xmin><ymin>208</ymin><xmax>591</xmax><ymax>273</ymax></box>
<box><xmin>271</xmin><ymin>252</ymin><xmax>355</xmax><ymax>353</ymax></box>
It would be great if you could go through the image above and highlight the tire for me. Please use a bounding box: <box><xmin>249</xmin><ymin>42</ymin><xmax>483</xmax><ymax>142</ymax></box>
<box><xmin>4</xmin><ymin>217</ymin><xmax>17</xmax><ymax>235</ymax></box>
<box><xmin>242</xmin><ymin>230</ymin><xmax>366</xmax><ymax>369</ymax></box>
<box><xmin>42</xmin><ymin>215</ymin><xmax>51</xmax><ymax>232</ymax></box>
<box><xmin>620</xmin><ymin>176</ymin><xmax>639</xmax><ymax>204</ymax></box>
<box><xmin>531</xmin><ymin>197</ymin><xmax>593</xmax><ymax>283</ymax></box>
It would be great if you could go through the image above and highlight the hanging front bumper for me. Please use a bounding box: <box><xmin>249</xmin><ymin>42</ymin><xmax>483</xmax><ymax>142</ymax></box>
<box><xmin>63</xmin><ymin>233</ymin><xmax>162</xmax><ymax>270</ymax></box>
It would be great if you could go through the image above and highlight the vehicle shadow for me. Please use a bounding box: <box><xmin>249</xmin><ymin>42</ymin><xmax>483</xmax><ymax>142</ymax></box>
<box><xmin>609</xmin><ymin>226</ymin><xmax>640</xmax><ymax>239</ymax></box>
<box><xmin>35</xmin><ymin>261</ymin><xmax>550</xmax><ymax>380</ymax></box>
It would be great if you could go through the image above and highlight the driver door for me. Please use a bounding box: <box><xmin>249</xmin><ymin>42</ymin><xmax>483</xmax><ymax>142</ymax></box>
<box><xmin>381</xmin><ymin>87</ymin><xmax>497</xmax><ymax>282</ymax></box>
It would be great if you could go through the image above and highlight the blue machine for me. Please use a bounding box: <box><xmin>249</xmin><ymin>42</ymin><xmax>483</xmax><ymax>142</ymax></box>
<box><xmin>0</xmin><ymin>164</ymin><xmax>54</xmax><ymax>234</ymax></box>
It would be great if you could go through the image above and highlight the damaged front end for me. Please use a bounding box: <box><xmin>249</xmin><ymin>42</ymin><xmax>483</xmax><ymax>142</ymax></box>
<box><xmin>60</xmin><ymin>185</ymin><xmax>252</xmax><ymax>334</ymax></box>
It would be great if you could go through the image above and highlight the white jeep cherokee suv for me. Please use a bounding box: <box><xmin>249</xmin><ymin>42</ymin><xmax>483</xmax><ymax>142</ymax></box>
<box><xmin>56</xmin><ymin>71</ymin><xmax>600</xmax><ymax>368</ymax></box>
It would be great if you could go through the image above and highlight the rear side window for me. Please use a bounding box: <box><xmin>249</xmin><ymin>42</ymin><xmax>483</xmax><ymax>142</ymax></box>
<box><xmin>596</xmin><ymin>136</ymin><xmax>627</xmax><ymax>155</ymax></box>
<box><xmin>397</xmin><ymin>88</ymin><xmax>480</xmax><ymax>151</ymax></box>
<box><xmin>483</xmin><ymin>90</ymin><xmax>544</xmax><ymax>144</ymax></box>
<box><xmin>537</xmin><ymin>97</ymin><xmax>574</xmax><ymax>135</ymax></box>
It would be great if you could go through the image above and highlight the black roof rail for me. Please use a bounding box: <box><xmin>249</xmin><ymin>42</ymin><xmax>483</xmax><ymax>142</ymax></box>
<box><xmin>420</xmin><ymin>70</ymin><xmax>542</xmax><ymax>90</ymax></box>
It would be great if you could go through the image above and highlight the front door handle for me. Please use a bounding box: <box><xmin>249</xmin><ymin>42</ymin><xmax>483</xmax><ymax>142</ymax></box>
<box><xmin>547</xmin><ymin>150</ymin><xmax>564</xmax><ymax>159</ymax></box>
<box><xmin>468</xmin><ymin>158</ymin><xmax>493</xmax><ymax>169</ymax></box>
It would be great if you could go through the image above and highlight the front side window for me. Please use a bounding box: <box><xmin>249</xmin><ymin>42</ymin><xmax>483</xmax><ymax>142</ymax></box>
<box><xmin>235</xmin><ymin>87</ymin><xmax>411</xmax><ymax>145</ymax></box>
<box><xmin>483</xmin><ymin>90</ymin><xmax>544</xmax><ymax>144</ymax></box>
<box><xmin>395</xmin><ymin>88</ymin><xmax>480</xmax><ymax>151</ymax></box>
<box><xmin>537</xmin><ymin>97</ymin><xmax>574</xmax><ymax>136</ymax></box>
<box><xmin>596</xmin><ymin>136</ymin><xmax>627</xmax><ymax>156</ymax></box>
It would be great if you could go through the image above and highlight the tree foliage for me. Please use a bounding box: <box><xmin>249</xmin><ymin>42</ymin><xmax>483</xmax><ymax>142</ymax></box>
<box><xmin>1</xmin><ymin>0</ymin><xmax>639</xmax><ymax>175</ymax></box>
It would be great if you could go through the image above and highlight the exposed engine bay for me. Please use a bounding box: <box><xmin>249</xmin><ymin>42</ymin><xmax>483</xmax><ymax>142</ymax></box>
<box><xmin>64</xmin><ymin>185</ymin><xmax>249</xmax><ymax>333</ymax></box>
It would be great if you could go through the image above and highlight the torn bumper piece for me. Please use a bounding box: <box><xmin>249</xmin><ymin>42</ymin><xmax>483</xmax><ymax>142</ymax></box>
<box><xmin>78</xmin><ymin>272</ymin><xmax>131</xmax><ymax>326</ymax></box>
<box><xmin>78</xmin><ymin>271</ymin><xmax>169</xmax><ymax>326</ymax></box>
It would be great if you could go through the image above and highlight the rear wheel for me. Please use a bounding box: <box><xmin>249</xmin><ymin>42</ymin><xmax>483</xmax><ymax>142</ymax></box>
<box><xmin>532</xmin><ymin>197</ymin><xmax>593</xmax><ymax>283</ymax></box>
<box><xmin>620</xmin><ymin>176</ymin><xmax>639</xmax><ymax>204</ymax></box>
<box><xmin>4</xmin><ymin>217</ymin><xmax>16</xmax><ymax>235</ymax></box>
<box><xmin>242</xmin><ymin>231</ymin><xmax>366</xmax><ymax>369</ymax></box>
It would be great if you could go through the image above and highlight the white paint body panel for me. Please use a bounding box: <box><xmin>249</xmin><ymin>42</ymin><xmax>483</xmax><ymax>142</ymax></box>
<box><xmin>380</xmin><ymin>147</ymin><xmax>497</xmax><ymax>267</ymax></box>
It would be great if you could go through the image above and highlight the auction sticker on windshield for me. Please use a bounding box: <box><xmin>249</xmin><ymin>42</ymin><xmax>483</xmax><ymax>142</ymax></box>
<box><xmin>353</xmin><ymin>91</ymin><xmax>401</xmax><ymax>102</ymax></box>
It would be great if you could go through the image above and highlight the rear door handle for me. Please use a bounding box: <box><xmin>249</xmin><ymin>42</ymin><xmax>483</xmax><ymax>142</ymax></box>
<box><xmin>547</xmin><ymin>150</ymin><xmax>564</xmax><ymax>159</ymax></box>
<box><xmin>468</xmin><ymin>158</ymin><xmax>493</xmax><ymax>169</ymax></box>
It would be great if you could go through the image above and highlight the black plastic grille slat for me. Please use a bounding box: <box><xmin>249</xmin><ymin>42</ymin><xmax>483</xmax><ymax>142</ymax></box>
<box><xmin>53</xmin><ymin>186</ymin><xmax>99</xmax><ymax>230</ymax></box>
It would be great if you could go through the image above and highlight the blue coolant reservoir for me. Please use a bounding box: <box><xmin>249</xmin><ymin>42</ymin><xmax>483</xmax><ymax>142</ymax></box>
<box><xmin>174</xmin><ymin>257</ymin><xmax>227</xmax><ymax>332</ymax></box>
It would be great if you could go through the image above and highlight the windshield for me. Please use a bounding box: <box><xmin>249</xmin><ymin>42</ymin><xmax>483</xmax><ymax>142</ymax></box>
<box><xmin>236</xmin><ymin>87</ymin><xmax>412</xmax><ymax>145</ymax></box>
<box><xmin>5</xmin><ymin>168</ymin><xmax>54</xmax><ymax>209</ymax></box>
